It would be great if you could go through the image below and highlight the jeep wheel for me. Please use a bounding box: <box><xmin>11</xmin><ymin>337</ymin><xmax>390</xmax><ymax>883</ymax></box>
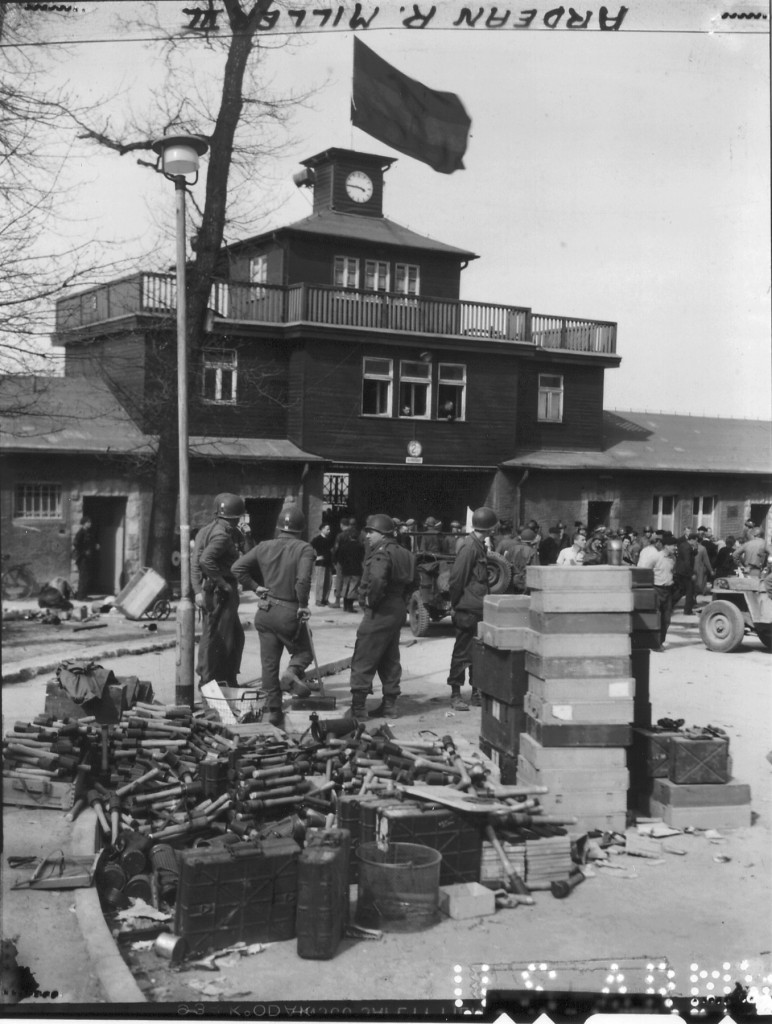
<box><xmin>699</xmin><ymin>600</ymin><xmax>746</xmax><ymax>653</ymax></box>
<box><xmin>486</xmin><ymin>552</ymin><xmax>512</xmax><ymax>595</ymax></box>
<box><xmin>408</xmin><ymin>592</ymin><xmax>431</xmax><ymax>637</ymax></box>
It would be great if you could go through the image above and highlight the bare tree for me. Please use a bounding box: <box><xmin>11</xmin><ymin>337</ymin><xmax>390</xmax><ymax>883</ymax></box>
<box><xmin>0</xmin><ymin>1</ymin><xmax>134</xmax><ymax>379</ymax></box>
<box><xmin>62</xmin><ymin>0</ymin><xmax>311</xmax><ymax>577</ymax></box>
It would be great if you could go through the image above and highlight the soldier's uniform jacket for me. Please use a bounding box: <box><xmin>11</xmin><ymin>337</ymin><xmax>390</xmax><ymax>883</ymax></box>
<box><xmin>191</xmin><ymin>518</ymin><xmax>242</xmax><ymax>594</ymax></box>
<box><xmin>232</xmin><ymin>534</ymin><xmax>315</xmax><ymax>605</ymax></box>
<box><xmin>359</xmin><ymin>537</ymin><xmax>415</xmax><ymax>611</ymax></box>
<box><xmin>448</xmin><ymin>533</ymin><xmax>488</xmax><ymax>615</ymax></box>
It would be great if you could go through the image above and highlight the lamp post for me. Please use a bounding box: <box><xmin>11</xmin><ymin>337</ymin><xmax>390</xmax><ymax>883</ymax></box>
<box><xmin>151</xmin><ymin>133</ymin><xmax>209</xmax><ymax>709</ymax></box>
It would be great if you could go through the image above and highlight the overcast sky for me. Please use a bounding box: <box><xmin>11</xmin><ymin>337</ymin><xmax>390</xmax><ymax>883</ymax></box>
<box><xmin>32</xmin><ymin>0</ymin><xmax>771</xmax><ymax>420</ymax></box>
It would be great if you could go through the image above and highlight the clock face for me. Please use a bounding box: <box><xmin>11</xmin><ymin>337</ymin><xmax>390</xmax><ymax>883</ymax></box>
<box><xmin>407</xmin><ymin>440</ymin><xmax>422</xmax><ymax>457</ymax></box>
<box><xmin>345</xmin><ymin>170</ymin><xmax>374</xmax><ymax>204</ymax></box>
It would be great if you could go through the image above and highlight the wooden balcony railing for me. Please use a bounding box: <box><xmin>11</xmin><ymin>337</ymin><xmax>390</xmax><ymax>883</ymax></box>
<box><xmin>55</xmin><ymin>273</ymin><xmax>617</xmax><ymax>355</ymax></box>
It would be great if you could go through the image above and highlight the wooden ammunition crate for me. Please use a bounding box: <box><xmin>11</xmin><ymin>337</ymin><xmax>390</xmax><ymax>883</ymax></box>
<box><xmin>471</xmin><ymin>640</ymin><xmax>528</xmax><ymax>703</ymax></box>
<box><xmin>481</xmin><ymin>594</ymin><xmax>531</xmax><ymax>627</ymax></box>
<box><xmin>668</xmin><ymin>735</ymin><xmax>730</xmax><ymax>785</ymax></box>
<box><xmin>526</xmin><ymin>713</ymin><xmax>632</xmax><ymax>748</ymax></box>
<box><xmin>525</xmin><ymin>690</ymin><xmax>634</xmax><ymax>726</ymax></box>
<box><xmin>480</xmin><ymin>695</ymin><xmax>528</xmax><ymax>756</ymax></box>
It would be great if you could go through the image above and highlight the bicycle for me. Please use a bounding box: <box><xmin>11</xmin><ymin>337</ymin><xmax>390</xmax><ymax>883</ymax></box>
<box><xmin>1</xmin><ymin>556</ymin><xmax>38</xmax><ymax>600</ymax></box>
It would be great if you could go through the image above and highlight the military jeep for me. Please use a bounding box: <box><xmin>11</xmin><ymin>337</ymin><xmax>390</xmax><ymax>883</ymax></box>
<box><xmin>407</xmin><ymin>550</ymin><xmax>512</xmax><ymax>636</ymax></box>
<box><xmin>698</xmin><ymin>574</ymin><xmax>772</xmax><ymax>653</ymax></box>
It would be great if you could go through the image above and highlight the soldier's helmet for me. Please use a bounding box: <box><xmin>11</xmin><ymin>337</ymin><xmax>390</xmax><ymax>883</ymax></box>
<box><xmin>471</xmin><ymin>506</ymin><xmax>498</xmax><ymax>532</ymax></box>
<box><xmin>214</xmin><ymin>493</ymin><xmax>245</xmax><ymax>520</ymax></box>
<box><xmin>277</xmin><ymin>506</ymin><xmax>305</xmax><ymax>534</ymax></box>
<box><xmin>366</xmin><ymin>513</ymin><xmax>396</xmax><ymax>535</ymax></box>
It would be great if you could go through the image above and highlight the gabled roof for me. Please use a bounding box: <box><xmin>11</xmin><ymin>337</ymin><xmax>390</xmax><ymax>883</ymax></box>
<box><xmin>501</xmin><ymin>410</ymin><xmax>772</xmax><ymax>475</ymax></box>
<box><xmin>230</xmin><ymin>210</ymin><xmax>479</xmax><ymax>260</ymax></box>
<box><xmin>0</xmin><ymin>375</ymin><xmax>320</xmax><ymax>462</ymax></box>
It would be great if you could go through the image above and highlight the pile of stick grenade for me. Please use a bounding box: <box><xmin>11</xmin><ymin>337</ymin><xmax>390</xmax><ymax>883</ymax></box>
<box><xmin>3</xmin><ymin>703</ymin><xmax>586</xmax><ymax>905</ymax></box>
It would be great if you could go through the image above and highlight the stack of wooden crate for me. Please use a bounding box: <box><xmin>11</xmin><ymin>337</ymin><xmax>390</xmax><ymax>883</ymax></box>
<box><xmin>519</xmin><ymin>565</ymin><xmax>635</xmax><ymax>835</ymax></box>
<box><xmin>474</xmin><ymin>595</ymin><xmax>532</xmax><ymax>782</ymax></box>
<box><xmin>629</xmin><ymin>726</ymin><xmax>751</xmax><ymax>828</ymax></box>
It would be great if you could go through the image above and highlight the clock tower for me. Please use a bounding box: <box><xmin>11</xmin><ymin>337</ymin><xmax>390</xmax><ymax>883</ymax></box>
<box><xmin>293</xmin><ymin>148</ymin><xmax>396</xmax><ymax>218</ymax></box>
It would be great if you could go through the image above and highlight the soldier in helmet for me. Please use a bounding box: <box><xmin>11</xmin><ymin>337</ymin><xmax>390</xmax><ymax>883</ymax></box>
<box><xmin>446</xmin><ymin>505</ymin><xmax>499</xmax><ymax>710</ymax></box>
<box><xmin>232</xmin><ymin>506</ymin><xmax>315</xmax><ymax>728</ymax></box>
<box><xmin>191</xmin><ymin>493</ymin><xmax>248</xmax><ymax>688</ymax></box>
<box><xmin>346</xmin><ymin>514</ymin><xmax>416</xmax><ymax>720</ymax></box>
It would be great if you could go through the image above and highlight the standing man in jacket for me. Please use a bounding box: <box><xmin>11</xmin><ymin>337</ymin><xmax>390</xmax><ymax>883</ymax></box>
<box><xmin>232</xmin><ymin>506</ymin><xmax>315</xmax><ymax>728</ymax></box>
<box><xmin>191</xmin><ymin>493</ymin><xmax>247</xmax><ymax>689</ymax></box>
<box><xmin>73</xmin><ymin>516</ymin><xmax>99</xmax><ymax>600</ymax></box>
<box><xmin>446</xmin><ymin>506</ymin><xmax>498</xmax><ymax>711</ymax></box>
<box><xmin>672</xmin><ymin>531</ymin><xmax>698</xmax><ymax>614</ymax></box>
<box><xmin>310</xmin><ymin>522</ymin><xmax>334</xmax><ymax>607</ymax></box>
<box><xmin>346</xmin><ymin>514</ymin><xmax>415</xmax><ymax>720</ymax></box>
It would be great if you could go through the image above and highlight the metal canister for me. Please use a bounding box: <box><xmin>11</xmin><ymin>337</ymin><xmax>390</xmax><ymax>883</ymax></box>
<box><xmin>606</xmin><ymin>537</ymin><xmax>624</xmax><ymax>566</ymax></box>
<box><xmin>124</xmin><ymin>872</ymin><xmax>153</xmax><ymax>903</ymax></box>
<box><xmin>149</xmin><ymin>843</ymin><xmax>180</xmax><ymax>902</ymax></box>
<box><xmin>119</xmin><ymin>831</ymin><xmax>152</xmax><ymax>877</ymax></box>
<box><xmin>154</xmin><ymin>933</ymin><xmax>188</xmax><ymax>963</ymax></box>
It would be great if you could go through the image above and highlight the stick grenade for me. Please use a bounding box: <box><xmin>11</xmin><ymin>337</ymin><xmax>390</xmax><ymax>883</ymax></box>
<box><xmin>493</xmin><ymin>811</ymin><xmax>578</xmax><ymax>828</ymax></box>
<box><xmin>242</xmin><ymin>774</ymin><xmax>306</xmax><ymax>795</ymax></box>
<box><xmin>114</xmin><ymin>768</ymin><xmax>163</xmax><ymax>798</ymax></box>
<box><xmin>239</xmin><ymin>784</ymin><xmax>307</xmax><ymax>808</ymax></box>
<box><xmin>551</xmin><ymin>868</ymin><xmax>586</xmax><ymax>899</ymax></box>
<box><xmin>64</xmin><ymin>798</ymin><xmax>87</xmax><ymax>823</ymax></box>
<box><xmin>484</xmin><ymin>824</ymin><xmax>533</xmax><ymax>900</ymax></box>
<box><xmin>87</xmin><ymin>789</ymin><xmax>111</xmax><ymax>834</ymax></box>
<box><xmin>250</xmin><ymin>763</ymin><xmax>302</xmax><ymax>781</ymax></box>
<box><xmin>304</xmin><ymin>619</ymin><xmax>326</xmax><ymax>696</ymax></box>
<box><xmin>484</xmin><ymin>782</ymin><xmax>550</xmax><ymax>799</ymax></box>
<box><xmin>441</xmin><ymin>735</ymin><xmax>472</xmax><ymax>790</ymax></box>
<box><xmin>109</xmin><ymin>793</ymin><xmax>121</xmax><ymax>844</ymax></box>
<box><xmin>132</xmin><ymin>780</ymin><xmax>203</xmax><ymax>805</ymax></box>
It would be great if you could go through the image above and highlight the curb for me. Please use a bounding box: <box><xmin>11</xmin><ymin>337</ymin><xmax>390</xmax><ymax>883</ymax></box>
<box><xmin>71</xmin><ymin>811</ymin><xmax>147</xmax><ymax>1003</ymax></box>
<box><xmin>2</xmin><ymin>637</ymin><xmax>177</xmax><ymax>684</ymax></box>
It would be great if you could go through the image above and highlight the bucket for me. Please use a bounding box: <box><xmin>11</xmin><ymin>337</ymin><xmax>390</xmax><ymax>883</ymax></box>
<box><xmin>355</xmin><ymin>841</ymin><xmax>442</xmax><ymax>932</ymax></box>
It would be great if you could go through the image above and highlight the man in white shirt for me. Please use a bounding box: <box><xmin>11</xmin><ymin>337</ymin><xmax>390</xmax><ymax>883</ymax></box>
<box><xmin>556</xmin><ymin>532</ymin><xmax>587</xmax><ymax>566</ymax></box>
<box><xmin>651</xmin><ymin>534</ymin><xmax>677</xmax><ymax>651</ymax></box>
<box><xmin>637</xmin><ymin>531</ymin><xmax>664</xmax><ymax>571</ymax></box>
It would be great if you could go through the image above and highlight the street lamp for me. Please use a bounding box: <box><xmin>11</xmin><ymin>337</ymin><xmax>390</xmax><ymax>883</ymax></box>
<box><xmin>151</xmin><ymin>133</ymin><xmax>209</xmax><ymax>709</ymax></box>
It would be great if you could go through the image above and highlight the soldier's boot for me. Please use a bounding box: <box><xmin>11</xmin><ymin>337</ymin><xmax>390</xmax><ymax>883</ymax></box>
<box><xmin>267</xmin><ymin>707</ymin><xmax>285</xmax><ymax>729</ymax></box>
<box><xmin>345</xmin><ymin>691</ymin><xmax>368</xmax><ymax>719</ymax></box>
<box><xmin>470</xmin><ymin>688</ymin><xmax>482</xmax><ymax>707</ymax></box>
<box><xmin>450</xmin><ymin>686</ymin><xmax>470</xmax><ymax>711</ymax></box>
<box><xmin>280</xmin><ymin>668</ymin><xmax>312</xmax><ymax>699</ymax></box>
<box><xmin>368</xmin><ymin>695</ymin><xmax>399</xmax><ymax>719</ymax></box>
<box><xmin>344</xmin><ymin>599</ymin><xmax>355</xmax><ymax>613</ymax></box>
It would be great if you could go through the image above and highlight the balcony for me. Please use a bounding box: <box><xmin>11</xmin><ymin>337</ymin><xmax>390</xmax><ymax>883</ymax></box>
<box><xmin>55</xmin><ymin>273</ymin><xmax>617</xmax><ymax>355</ymax></box>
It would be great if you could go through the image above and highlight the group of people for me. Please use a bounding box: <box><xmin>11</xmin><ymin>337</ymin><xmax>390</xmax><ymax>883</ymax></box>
<box><xmin>189</xmin><ymin>496</ymin><xmax>770</xmax><ymax>724</ymax></box>
<box><xmin>306</xmin><ymin>515</ymin><xmax>469</xmax><ymax>615</ymax></box>
<box><xmin>190</xmin><ymin>497</ymin><xmax>502</xmax><ymax>724</ymax></box>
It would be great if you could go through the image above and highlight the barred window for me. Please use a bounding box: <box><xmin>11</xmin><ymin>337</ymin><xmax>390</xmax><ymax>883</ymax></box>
<box><xmin>15</xmin><ymin>483</ymin><xmax>62</xmax><ymax>519</ymax></box>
